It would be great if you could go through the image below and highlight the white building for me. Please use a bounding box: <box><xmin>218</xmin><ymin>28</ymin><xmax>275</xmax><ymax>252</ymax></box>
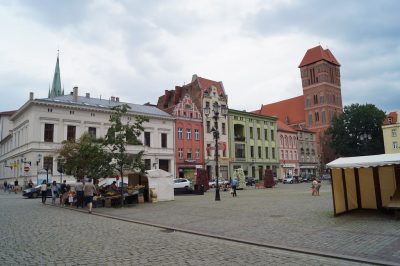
<box><xmin>0</xmin><ymin>88</ymin><xmax>175</xmax><ymax>186</ymax></box>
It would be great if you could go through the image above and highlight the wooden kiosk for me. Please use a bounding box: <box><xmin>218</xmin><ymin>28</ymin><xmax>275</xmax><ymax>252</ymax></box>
<box><xmin>326</xmin><ymin>154</ymin><xmax>400</xmax><ymax>216</ymax></box>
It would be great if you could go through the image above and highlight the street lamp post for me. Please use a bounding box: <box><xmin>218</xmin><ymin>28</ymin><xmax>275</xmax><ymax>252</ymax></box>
<box><xmin>204</xmin><ymin>102</ymin><xmax>227</xmax><ymax>201</ymax></box>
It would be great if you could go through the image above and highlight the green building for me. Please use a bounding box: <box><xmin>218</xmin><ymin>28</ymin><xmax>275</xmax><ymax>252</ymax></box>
<box><xmin>228</xmin><ymin>109</ymin><xmax>279</xmax><ymax>181</ymax></box>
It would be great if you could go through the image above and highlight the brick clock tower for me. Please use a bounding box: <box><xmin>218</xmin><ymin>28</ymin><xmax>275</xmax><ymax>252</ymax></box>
<box><xmin>299</xmin><ymin>45</ymin><xmax>343</xmax><ymax>170</ymax></box>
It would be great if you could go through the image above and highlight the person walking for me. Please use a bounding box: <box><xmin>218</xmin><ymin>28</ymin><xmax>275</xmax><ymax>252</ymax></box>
<box><xmin>312</xmin><ymin>179</ymin><xmax>318</xmax><ymax>196</ymax></box>
<box><xmin>14</xmin><ymin>180</ymin><xmax>19</xmax><ymax>194</ymax></box>
<box><xmin>316</xmin><ymin>179</ymin><xmax>321</xmax><ymax>196</ymax></box>
<box><xmin>50</xmin><ymin>181</ymin><xmax>58</xmax><ymax>205</ymax></box>
<box><xmin>41</xmin><ymin>180</ymin><xmax>48</xmax><ymax>204</ymax></box>
<box><xmin>59</xmin><ymin>180</ymin><xmax>67</xmax><ymax>206</ymax></box>
<box><xmin>75</xmin><ymin>179</ymin><xmax>84</xmax><ymax>208</ymax></box>
<box><xmin>3</xmin><ymin>181</ymin><xmax>7</xmax><ymax>193</ymax></box>
<box><xmin>231</xmin><ymin>178</ymin><xmax>238</xmax><ymax>197</ymax></box>
<box><xmin>83</xmin><ymin>179</ymin><xmax>97</xmax><ymax>214</ymax></box>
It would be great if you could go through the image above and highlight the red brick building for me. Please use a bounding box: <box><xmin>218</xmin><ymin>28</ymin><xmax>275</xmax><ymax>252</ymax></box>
<box><xmin>158</xmin><ymin>93</ymin><xmax>204</xmax><ymax>180</ymax></box>
<box><xmin>158</xmin><ymin>75</ymin><xmax>229</xmax><ymax>180</ymax></box>
<box><xmin>257</xmin><ymin>45</ymin><xmax>343</xmax><ymax>169</ymax></box>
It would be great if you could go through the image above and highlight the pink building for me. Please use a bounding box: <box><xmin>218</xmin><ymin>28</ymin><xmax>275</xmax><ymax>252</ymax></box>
<box><xmin>158</xmin><ymin>94</ymin><xmax>204</xmax><ymax>180</ymax></box>
<box><xmin>277</xmin><ymin>121</ymin><xmax>299</xmax><ymax>180</ymax></box>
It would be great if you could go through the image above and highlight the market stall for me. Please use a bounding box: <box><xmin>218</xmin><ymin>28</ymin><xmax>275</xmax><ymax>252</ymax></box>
<box><xmin>128</xmin><ymin>169</ymin><xmax>174</xmax><ymax>202</ymax></box>
<box><xmin>326</xmin><ymin>153</ymin><xmax>400</xmax><ymax>216</ymax></box>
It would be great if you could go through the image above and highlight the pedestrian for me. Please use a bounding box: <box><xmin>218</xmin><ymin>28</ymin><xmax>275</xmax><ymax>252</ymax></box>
<box><xmin>28</xmin><ymin>179</ymin><xmax>33</xmax><ymax>188</ymax></box>
<box><xmin>3</xmin><ymin>181</ymin><xmax>7</xmax><ymax>192</ymax></box>
<box><xmin>59</xmin><ymin>180</ymin><xmax>67</xmax><ymax>206</ymax></box>
<box><xmin>311</xmin><ymin>179</ymin><xmax>318</xmax><ymax>196</ymax></box>
<box><xmin>41</xmin><ymin>180</ymin><xmax>47</xmax><ymax>204</ymax></box>
<box><xmin>14</xmin><ymin>180</ymin><xmax>19</xmax><ymax>194</ymax></box>
<box><xmin>316</xmin><ymin>179</ymin><xmax>321</xmax><ymax>196</ymax></box>
<box><xmin>231</xmin><ymin>178</ymin><xmax>238</xmax><ymax>197</ymax></box>
<box><xmin>68</xmin><ymin>191</ymin><xmax>74</xmax><ymax>207</ymax></box>
<box><xmin>75</xmin><ymin>179</ymin><xmax>84</xmax><ymax>208</ymax></box>
<box><xmin>51</xmin><ymin>181</ymin><xmax>58</xmax><ymax>205</ymax></box>
<box><xmin>83</xmin><ymin>178</ymin><xmax>97</xmax><ymax>214</ymax></box>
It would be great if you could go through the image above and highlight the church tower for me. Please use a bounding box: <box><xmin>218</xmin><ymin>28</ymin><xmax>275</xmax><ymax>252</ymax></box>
<box><xmin>48</xmin><ymin>53</ymin><xmax>64</xmax><ymax>98</ymax></box>
<box><xmin>299</xmin><ymin>45</ymin><xmax>343</xmax><ymax>166</ymax></box>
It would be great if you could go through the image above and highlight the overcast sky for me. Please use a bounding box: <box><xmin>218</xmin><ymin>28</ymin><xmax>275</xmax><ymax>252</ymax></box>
<box><xmin>0</xmin><ymin>0</ymin><xmax>399</xmax><ymax>114</ymax></box>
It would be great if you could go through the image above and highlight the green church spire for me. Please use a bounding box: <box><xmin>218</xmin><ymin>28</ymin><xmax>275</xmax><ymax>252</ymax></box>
<box><xmin>49</xmin><ymin>52</ymin><xmax>63</xmax><ymax>98</ymax></box>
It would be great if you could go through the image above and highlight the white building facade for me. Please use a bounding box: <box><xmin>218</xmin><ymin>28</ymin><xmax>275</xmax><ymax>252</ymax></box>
<box><xmin>0</xmin><ymin>88</ymin><xmax>175</xmax><ymax>186</ymax></box>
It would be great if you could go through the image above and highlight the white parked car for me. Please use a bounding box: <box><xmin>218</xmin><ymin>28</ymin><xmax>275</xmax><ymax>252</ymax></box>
<box><xmin>174</xmin><ymin>178</ymin><xmax>191</xmax><ymax>189</ymax></box>
<box><xmin>208</xmin><ymin>179</ymin><xmax>229</xmax><ymax>188</ymax></box>
<box><xmin>283</xmin><ymin>176</ymin><xmax>294</xmax><ymax>184</ymax></box>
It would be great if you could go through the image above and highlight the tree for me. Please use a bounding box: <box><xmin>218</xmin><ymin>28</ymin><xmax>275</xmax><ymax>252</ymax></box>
<box><xmin>101</xmin><ymin>104</ymin><xmax>148</xmax><ymax>204</ymax></box>
<box><xmin>58</xmin><ymin>133</ymin><xmax>113</xmax><ymax>180</ymax></box>
<box><xmin>326</xmin><ymin>103</ymin><xmax>386</xmax><ymax>157</ymax></box>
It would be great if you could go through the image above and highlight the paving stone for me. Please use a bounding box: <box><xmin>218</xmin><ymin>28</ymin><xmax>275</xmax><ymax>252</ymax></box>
<box><xmin>0</xmin><ymin>186</ymin><xmax>384</xmax><ymax>265</ymax></box>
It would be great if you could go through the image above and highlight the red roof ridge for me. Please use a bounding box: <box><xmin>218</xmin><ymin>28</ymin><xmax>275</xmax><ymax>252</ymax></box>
<box><xmin>277</xmin><ymin>120</ymin><xmax>297</xmax><ymax>133</ymax></box>
<box><xmin>299</xmin><ymin>45</ymin><xmax>340</xmax><ymax>68</ymax></box>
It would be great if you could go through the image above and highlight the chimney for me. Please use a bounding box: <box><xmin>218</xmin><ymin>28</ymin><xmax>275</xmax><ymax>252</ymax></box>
<box><xmin>85</xmin><ymin>93</ymin><xmax>90</xmax><ymax>99</ymax></box>
<box><xmin>73</xmin><ymin>87</ymin><xmax>78</xmax><ymax>102</ymax></box>
<box><xmin>29</xmin><ymin>92</ymin><xmax>34</xmax><ymax>101</ymax></box>
<box><xmin>111</xmin><ymin>96</ymin><xmax>115</xmax><ymax>102</ymax></box>
<box><xmin>116</xmin><ymin>97</ymin><xmax>119</xmax><ymax>102</ymax></box>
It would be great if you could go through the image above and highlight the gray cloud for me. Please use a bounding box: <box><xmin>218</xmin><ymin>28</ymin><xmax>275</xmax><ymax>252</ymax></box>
<box><xmin>0</xmin><ymin>1</ymin><xmax>399</xmax><ymax>114</ymax></box>
<box><xmin>15</xmin><ymin>0</ymin><xmax>90</xmax><ymax>28</ymax></box>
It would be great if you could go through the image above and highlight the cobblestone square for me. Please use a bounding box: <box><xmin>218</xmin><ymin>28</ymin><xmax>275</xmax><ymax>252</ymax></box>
<box><xmin>0</xmin><ymin>181</ymin><xmax>398</xmax><ymax>265</ymax></box>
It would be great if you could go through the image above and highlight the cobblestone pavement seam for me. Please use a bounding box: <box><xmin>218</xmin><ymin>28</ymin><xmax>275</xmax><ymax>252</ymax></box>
<box><xmin>46</xmin><ymin>203</ymin><xmax>396</xmax><ymax>266</ymax></box>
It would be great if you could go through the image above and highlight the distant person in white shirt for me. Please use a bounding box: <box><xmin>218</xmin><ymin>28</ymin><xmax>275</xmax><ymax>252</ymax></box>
<box><xmin>41</xmin><ymin>180</ymin><xmax>48</xmax><ymax>204</ymax></box>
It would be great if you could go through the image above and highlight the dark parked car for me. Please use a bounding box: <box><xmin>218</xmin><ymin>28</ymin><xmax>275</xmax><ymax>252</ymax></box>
<box><xmin>22</xmin><ymin>184</ymin><xmax>59</xmax><ymax>198</ymax></box>
<box><xmin>245</xmin><ymin>176</ymin><xmax>255</xmax><ymax>186</ymax></box>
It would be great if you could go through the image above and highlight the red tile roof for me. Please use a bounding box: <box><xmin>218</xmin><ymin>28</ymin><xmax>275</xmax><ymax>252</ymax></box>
<box><xmin>299</xmin><ymin>45</ymin><xmax>340</xmax><ymax>67</ymax></box>
<box><xmin>384</xmin><ymin>111</ymin><xmax>398</xmax><ymax>125</ymax></box>
<box><xmin>196</xmin><ymin>76</ymin><xmax>225</xmax><ymax>95</ymax></box>
<box><xmin>258</xmin><ymin>95</ymin><xmax>305</xmax><ymax>125</ymax></box>
<box><xmin>277</xmin><ymin>120</ymin><xmax>297</xmax><ymax>133</ymax></box>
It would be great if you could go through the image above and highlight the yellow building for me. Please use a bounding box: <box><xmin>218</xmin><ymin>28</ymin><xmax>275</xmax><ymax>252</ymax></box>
<box><xmin>382</xmin><ymin>111</ymin><xmax>400</xmax><ymax>154</ymax></box>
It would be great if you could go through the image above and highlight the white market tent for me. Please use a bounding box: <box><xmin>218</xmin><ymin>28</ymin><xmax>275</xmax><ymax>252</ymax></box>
<box><xmin>146</xmin><ymin>169</ymin><xmax>174</xmax><ymax>201</ymax></box>
<box><xmin>326</xmin><ymin>153</ymin><xmax>400</xmax><ymax>215</ymax></box>
<box><xmin>128</xmin><ymin>169</ymin><xmax>174</xmax><ymax>202</ymax></box>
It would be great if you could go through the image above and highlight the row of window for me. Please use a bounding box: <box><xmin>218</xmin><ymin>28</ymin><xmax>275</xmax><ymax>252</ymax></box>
<box><xmin>44</xmin><ymin>124</ymin><xmax>97</xmax><ymax>142</ymax></box>
<box><xmin>206</xmin><ymin>144</ymin><xmax>227</xmax><ymax>157</ymax></box>
<box><xmin>206</xmin><ymin>121</ymin><xmax>226</xmax><ymax>135</ymax></box>
<box><xmin>281</xmin><ymin>150</ymin><xmax>297</xmax><ymax>160</ymax></box>
<box><xmin>177</xmin><ymin>128</ymin><xmax>200</xmax><ymax>140</ymax></box>
<box><xmin>279</xmin><ymin>135</ymin><xmax>297</xmax><ymax>148</ymax></box>
<box><xmin>305</xmin><ymin>94</ymin><xmax>341</xmax><ymax>107</ymax></box>
<box><xmin>233</xmin><ymin>116</ymin><xmax>275</xmax><ymax>126</ymax></box>
<box><xmin>44</xmin><ymin>124</ymin><xmax>169</xmax><ymax>149</ymax></box>
<box><xmin>143</xmin><ymin>132</ymin><xmax>168</xmax><ymax>148</ymax></box>
<box><xmin>307</xmin><ymin>110</ymin><xmax>337</xmax><ymax>127</ymax></box>
<box><xmin>234</xmin><ymin>144</ymin><xmax>276</xmax><ymax>160</ymax></box>
<box><xmin>177</xmin><ymin>148</ymin><xmax>201</xmax><ymax>160</ymax></box>
<box><xmin>234</xmin><ymin>125</ymin><xmax>275</xmax><ymax>141</ymax></box>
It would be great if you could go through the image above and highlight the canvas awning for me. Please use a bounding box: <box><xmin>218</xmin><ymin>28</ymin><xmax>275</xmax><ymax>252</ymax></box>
<box><xmin>327</xmin><ymin>153</ymin><xmax>400</xmax><ymax>169</ymax></box>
